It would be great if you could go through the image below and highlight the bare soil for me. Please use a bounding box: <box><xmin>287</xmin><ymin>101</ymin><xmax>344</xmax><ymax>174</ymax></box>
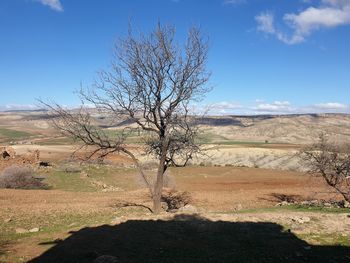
<box><xmin>1</xmin><ymin>166</ymin><xmax>348</xmax><ymax>262</ymax></box>
<box><xmin>1</xmin><ymin>112</ymin><xmax>350</xmax><ymax>262</ymax></box>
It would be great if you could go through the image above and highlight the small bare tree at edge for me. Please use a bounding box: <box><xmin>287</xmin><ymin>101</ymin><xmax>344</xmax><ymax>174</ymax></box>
<box><xmin>300</xmin><ymin>134</ymin><xmax>350</xmax><ymax>203</ymax></box>
<box><xmin>41</xmin><ymin>24</ymin><xmax>211</xmax><ymax>214</ymax></box>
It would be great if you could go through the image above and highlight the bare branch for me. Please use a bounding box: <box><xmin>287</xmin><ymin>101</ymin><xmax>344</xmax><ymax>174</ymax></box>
<box><xmin>39</xmin><ymin>23</ymin><xmax>210</xmax><ymax>214</ymax></box>
<box><xmin>300</xmin><ymin>133</ymin><xmax>350</xmax><ymax>202</ymax></box>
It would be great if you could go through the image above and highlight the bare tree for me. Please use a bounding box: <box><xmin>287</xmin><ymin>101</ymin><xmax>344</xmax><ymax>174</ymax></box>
<box><xmin>300</xmin><ymin>134</ymin><xmax>350</xmax><ymax>202</ymax></box>
<box><xmin>42</xmin><ymin>24</ymin><xmax>210</xmax><ymax>213</ymax></box>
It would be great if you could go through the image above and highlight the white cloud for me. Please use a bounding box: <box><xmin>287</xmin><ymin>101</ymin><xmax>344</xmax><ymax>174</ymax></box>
<box><xmin>202</xmin><ymin>100</ymin><xmax>350</xmax><ymax>115</ymax></box>
<box><xmin>312</xmin><ymin>102</ymin><xmax>349</xmax><ymax>110</ymax></box>
<box><xmin>255</xmin><ymin>12</ymin><xmax>276</xmax><ymax>34</ymax></box>
<box><xmin>0</xmin><ymin>104</ymin><xmax>40</xmax><ymax>111</ymax></box>
<box><xmin>35</xmin><ymin>0</ymin><xmax>64</xmax><ymax>12</ymax></box>
<box><xmin>224</xmin><ymin>0</ymin><xmax>246</xmax><ymax>5</ymax></box>
<box><xmin>210</xmin><ymin>102</ymin><xmax>242</xmax><ymax>110</ymax></box>
<box><xmin>256</xmin><ymin>0</ymin><xmax>350</xmax><ymax>44</ymax></box>
<box><xmin>206</xmin><ymin>102</ymin><xmax>242</xmax><ymax>115</ymax></box>
<box><xmin>254</xmin><ymin>101</ymin><xmax>294</xmax><ymax>113</ymax></box>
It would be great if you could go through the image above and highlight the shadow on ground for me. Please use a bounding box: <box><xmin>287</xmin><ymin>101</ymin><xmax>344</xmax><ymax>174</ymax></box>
<box><xmin>29</xmin><ymin>214</ymin><xmax>350</xmax><ymax>263</ymax></box>
<box><xmin>0</xmin><ymin>241</ymin><xmax>9</xmax><ymax>261</ymax></box>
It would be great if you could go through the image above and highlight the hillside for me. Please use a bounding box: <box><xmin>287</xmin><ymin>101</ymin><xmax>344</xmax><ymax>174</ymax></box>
<box><xmin>197</xmin><ymin>113</ymin><xmax>350</xmax><ymax>144</ymax></box>
<box><xmin>1</xmin><ymin>111</ymin><xmax>350</xmax><ymax>145</ymax></box>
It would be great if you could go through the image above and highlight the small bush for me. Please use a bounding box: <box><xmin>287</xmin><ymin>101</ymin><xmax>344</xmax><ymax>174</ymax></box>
<box><xmin>0</xmin><ymin>165</ymin><xmax>48</xmax><ymax>189</ymax></box>
<box><xmin>62</xmin><ymin>165</ymin><xmax>82</xmax><ymax>173</ymax></box>
<box><xmin>161</xmin><ymin>189</ymin><xmax>192</xmax><ymax>211</ymax></box>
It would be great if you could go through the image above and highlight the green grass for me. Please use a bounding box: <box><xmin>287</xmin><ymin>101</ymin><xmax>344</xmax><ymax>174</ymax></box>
<box><xmin>45</xmin><ymin>170</ymin><xmax>97</xmax><ymax>192</ymax></box>
<box><xmin>84</xmin><ymin>165</ymin><xmax>137</xmax><ymax>190</ymax></box>
<box><xmin>37</xmin><ymin>137</ymin><xmax>76</xmax><ymax>145</ymax></box>
<box><xmin>0</xmin><ymin>210</ymin><xmax>115</xmax><ymax>263</ymax></box>
<box><xmin>0</xmin><ymin>128</ymin><xmax>34</xmax><ymax>142</ymax></box>
<box><xmin>196</xmin><ymin>132</ymin><xmax>268</xmax><ymax>145</ymax></box>
<box><xmin>36</xmin><ymin>130</ymin><xmax>271</xmax><ymax>147</ymax></box>
<box><xmin>102</xmin><ymin>129</ymin><xmax>143</xmax><ymax>144</ymax></box>
<box><xmin>227</xmin><ymin>205</ymin><xmax>350</xmax><ymax>214</ymax></box>
<box><xmin>43</xmin><ymin>165</ymin><xmax>137</xmax><ymax>192</ymax></box>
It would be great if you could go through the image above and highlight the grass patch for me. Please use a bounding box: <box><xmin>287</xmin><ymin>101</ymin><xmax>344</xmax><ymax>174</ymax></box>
<box><xmin>44</xmin><ymin>165</ymin><xmax>137</xmax><ymax>192</ymax></box>
<box><xmin>228</xmin><ymin>205</ymin><xmax>350</xmax><ymax>214</ymax></box>
<box><xmin>0</xmin><ymin>128</ymin><xmax>34</xmax><ymax>142</ymax></box>
<box><xmin>196</xmin><ymin>132</ymin><xmax>268</xmax><ymax>146</ymax></box>
<box><xmin>36</xmin><ymin>137</ymin><xmax>76</xmax><ymax>145</ymax></box>
<box><xmin>44</xmin><ymin>170</ymin><xmax>97</xmax><ymax>192</ymax></box>
<box><xmin>0</xmin><ymin>210</ymin><xmax>115</xmax><ymax>262</ymax></box>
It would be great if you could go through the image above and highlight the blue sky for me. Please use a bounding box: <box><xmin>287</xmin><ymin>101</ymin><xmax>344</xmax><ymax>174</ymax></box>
<box><xmin>0</xmin><ymin>0</ymin><xmax>349</xmax><ymax>114</ymax></box>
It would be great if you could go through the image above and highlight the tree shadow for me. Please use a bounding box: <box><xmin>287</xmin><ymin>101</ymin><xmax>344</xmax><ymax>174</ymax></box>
<box><xmin>29</xmin><ymin>214</ymin><xmax>350</xmax><ymax>263</ymax></box>
<box><xmin>0</xmin><ymin>241</ymin><xmax>8</xmax><ymax>257</ymax></box>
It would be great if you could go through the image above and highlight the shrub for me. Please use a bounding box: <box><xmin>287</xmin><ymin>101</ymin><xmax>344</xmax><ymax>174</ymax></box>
<box><xmin>0</xmin><ymin>165</ymin><xmax>48</xmax><ymax>189</ymax></box>
<box><xmin>161</xmin><ymin>189</ymin><xmax>192</xmax><ymax>211</ymax></box>
<box><xmin>61</xmin><ymin>164</ymin><xmax>82</xmax><ymax>173</ymax></box>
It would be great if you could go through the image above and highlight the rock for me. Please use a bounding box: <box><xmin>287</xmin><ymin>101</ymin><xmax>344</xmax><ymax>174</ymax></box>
<box><xmin>178</xmin><ymin>204</ymin><xmax>198</xmax><ymax>214</ymax></box>
<box><xmin>29</xmin><ymin>227</ymin><xmax>40</xmax><ymax>233</ymax></box>
<box><xmin>281</xmin><ymin>201</ymin><xmax>289</xmax><ymax>206</ymax></box>
<box><xmin>4</xmin><ymin>218</ymin><xmax>12</xmax><ymax>223</ymax></box>
<box><xmin>343</xmin><ymin>201</ymin><xmax>350</xmax><ymax>208</ymax></box>
<box><xmin>15</xmin><ymin>228</ymin><xmax>28</xmax><ymax>234</ymax></box>
<box><xmin>94</xmin><ymin>255</ymin><xmax>119</xmax><ymax>263</ymax></box>
<box><xmin>0</xmin><ymin>146</ymin><xmax>16</xmax><ymax>159</ymax></box>
<box><xmin>301</xmin><ymin>201</ymin><xmax>311</xmax><ymax>206</ymax></box>
<box><xmin>233</xmin><ymin>203</ymin><xmax>243</xmax><ymax>211</ymax></box>
<box><xmin>291</xmin><ymin>216</ymin><xmax>311</xmax><ymax>224</ymax></box>
<box><xmin>161</xmin><ymin>201</ymin><xmax>169</xmax><ymax>212</ymax></box>
<box><xmin>80</xmin><ymin>171</ymin><xmax>89</xmax><ymax>178</ymax></box>
<box><xmin>302</xmin><ymin>216</ymin><xmax>311</xmax><ymax>223</ymax></box>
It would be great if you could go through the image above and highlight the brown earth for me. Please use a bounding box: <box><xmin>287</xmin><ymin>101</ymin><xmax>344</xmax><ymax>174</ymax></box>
<box><xmin>0</xmin><ymin>165</ymin><xmax>348</xmax><ymax>262</ymax></box>
<box><xmin>0</xmin><ymin>167</ymin><xmax>334</xmax><ymax>215</ymax></box>
<box><xmin>1</xmin><ymin>111</ymin><xmax>350</xmax><ymax>262</ymax></box>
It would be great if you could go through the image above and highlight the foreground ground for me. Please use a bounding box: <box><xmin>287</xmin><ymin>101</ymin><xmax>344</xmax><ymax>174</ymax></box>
<box><xmin>1</xmin><ymin>111</ymin><xmax>350</xmax><ymax>262</ymax></box>
<box><xmin>0</xmin><ymin>165</ymin><xmax>349</xmax><ymax>262</ymax></box>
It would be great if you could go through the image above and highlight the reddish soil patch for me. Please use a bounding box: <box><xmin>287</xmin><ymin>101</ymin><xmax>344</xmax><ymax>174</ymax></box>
<box><xmin>171</xmin><ymin>167</ymin><xmax>336</xmax><ymax>212</ymax></box>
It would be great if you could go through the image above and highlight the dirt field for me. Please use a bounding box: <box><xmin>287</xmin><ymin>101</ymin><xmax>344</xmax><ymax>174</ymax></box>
<box><xmin>1</xmin><ymin>112</ymin><xmax>350</xmax><ymax>262</ymax></box>
<box><xmin>1</xmin><ymin>165</ymin><xmax>349</xmax><ymax>262</ymax></box>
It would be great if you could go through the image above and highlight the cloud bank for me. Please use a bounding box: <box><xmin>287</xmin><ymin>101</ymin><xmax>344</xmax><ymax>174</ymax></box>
<box><xmin>0</xmin><ymin>104</ymin><xmax>40</xmax><ymax>111</ymax></box>
<box><xmin>255</xmin><ymin>0</ymin><xmax>350</xmax><ymax>44</ymax></box>
<box><xmin>205</xmin><ymin>100</ymin><xmax>350</xmax><ymax>115</ymax></box>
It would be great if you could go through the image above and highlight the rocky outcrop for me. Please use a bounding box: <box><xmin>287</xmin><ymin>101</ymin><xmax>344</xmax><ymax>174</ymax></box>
<box><xmin>0</xmin><ymin>147</ymin><xmax>41</xmax><ymax>171</ymax></box>
<box><xmin>0</xmin><ymin>146</ymin><xmax>16</xmax><ymax>160</ymax></box>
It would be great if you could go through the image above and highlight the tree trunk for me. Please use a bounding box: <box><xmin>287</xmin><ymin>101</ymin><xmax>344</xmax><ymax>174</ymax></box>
<box><xmin>152</xmin><ymin>163</ymin><xmax>165</xmax><ymax>214</ymax></box>
<box><xmin>152</xmin><ymin>141</ymin><xmax>168</xmax><ymax>214</ymax></box>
